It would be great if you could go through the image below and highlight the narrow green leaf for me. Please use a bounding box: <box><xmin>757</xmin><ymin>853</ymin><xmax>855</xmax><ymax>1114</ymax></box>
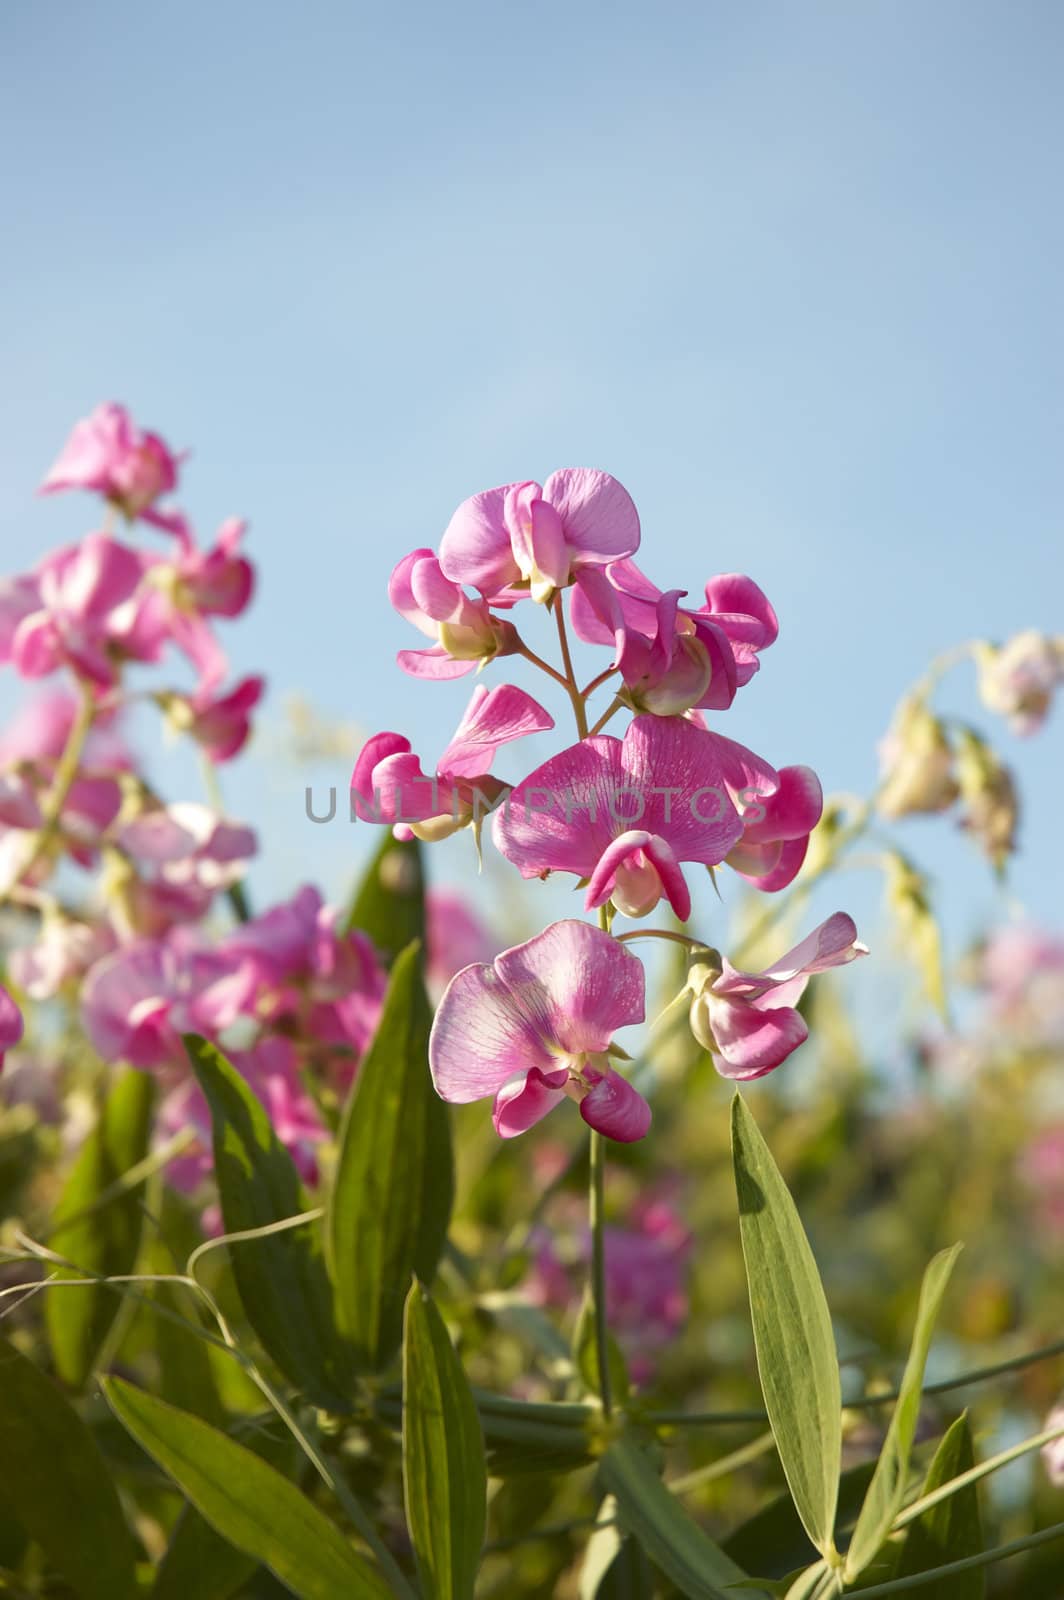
<box><xmin>154</xmin><ymin>1417</ymin><xmax>299</xmax><ymax>1600</ymax></box>
<box><xmin>328</xmin><ymin>941</ymin><xmax>454</xmax><ymax>1369</ymax></box>
<box><xmin>184</xmin><ymin>1034</ymin><xmax>353</xmax><ymax>1410</ymax></box>
<box><xmin>731</xmin><ymin>1092</ymin><xmax>842</xmax><ymax>1559</ymax></box>
<box><xmin>600</xmin><ymin>1437</ymin><xmax>765</xmax><ymax>1600</ymax></box>
<box><xmin>46</xmin><ymin>1068</ymin><xmax>155</xmax><ymax>1387</ymax></box>
<box><xmin>345</xmin><ymin>829</ymin><xmax>424</xmax><ymax>961</ymax></box>
<box><xmin>892</xmin><ymin>1414</ymin><xmax>984</xmax><ymax>1597</ymax></box>
<box><xmin>573</xmin><ymin>1287</ymin><xmax>630</xmax><ymax>1406</ymax></box>
<box><xmin>402</xmin><ymin>1280</ymin><xmax>486</xmax><ymax>1599</ymax></box>
<box><xmin>104</xmin><ymin>1378</ymin><xmax>393</xmax><ymax>1600</ymax></box>
<box><xmin>580</xmin><ymin>1498</ymin><xmax>655</xmax><ymax>1599</ymax></box>
<box><xmin>0</xmin><ymin>1333</ymin><xmax>137</xmax><ymax>1599</ymax></box>
<box><xmin>845</xmin><ymin>1244</ymin><xmax>963</xmax><ymax>1580</ymax></box>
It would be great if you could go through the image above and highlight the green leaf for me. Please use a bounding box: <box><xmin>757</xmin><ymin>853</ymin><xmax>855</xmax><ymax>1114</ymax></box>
<box><xmin>731</xmin><ymin>1092</ymin><xmax>842</xmax><ymax>1560</ymax></box>
<box><xmin>45</xmin><ymin>1067</ymin><xmax>155</xmax><ymax>1387</ymax></box>
<box><xmin>573</xmin><ymin>1286</ymin><xmax>631</xmax><ymax>1406</ymax></box>
<box><xmin>154</xmin><ymin>1417</ymin><xmax>300</xmax><ymax>1600</ymax></box>
<box><xmin>402</xmin><ymin>1280</ymin><xmax>486</xmax><ymax>1599</ymax></box>
<box><xmin>600</xmin><ymin>1437</ymin><xmax>765</xmax><ymax>1600</ymax></box>
<box><xmin>0</xmin><ymin>1332</ymin><xmax>138</xmax><ymax>1599</ymax></box>
<box><xmin>892</xmin><ymin>1413</ymin><xmax>984</xmax><ymax>1598</ymax></box>
<box><xmin>345</xmin><ymin>829</ymin><xmax>424</xmax><ymax>962</ymax></box>
<box><xmin>104</xmin><ymin>1378</ymin><xmax>393</xmax><ymax>1600</ymax></box>
<box><xmin>580</xmin><ymin>1498</ymin><xmax>655</xmax><ymax>1599</ymax></box>
<box><xmin>184</xmin><ymin>1034</ymin><xmax>354</xmax><ymax>1410</ymax></box>
<box><xmin>328</xmin><ymin>942</ymin><xmax>454</xmax><ymax>1369</ymax></box>
<box><xmin>845</xmin><ymin>1244</ymin><xmax>963</xmax><ymax>1581</ymax></box>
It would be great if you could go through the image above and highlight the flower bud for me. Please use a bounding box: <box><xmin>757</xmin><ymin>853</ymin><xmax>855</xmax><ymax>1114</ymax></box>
<box><xmin>975</xmin><ymin>631</ymin><xmax>1064</xmax><ymax>736</ymax></box>
<box><xmin>877</xmin><ymin>695</ymin><xmax>957</xmax><ymax>819</ymax></box>
<box><xmin>955</xmin><ymin>727</ymin><xmax>1019</xmax><ymax>873</ymax></box>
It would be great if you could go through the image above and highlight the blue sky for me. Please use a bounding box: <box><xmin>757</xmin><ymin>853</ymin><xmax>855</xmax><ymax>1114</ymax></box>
<box><xmin>1</xmin><ymin>0</ymin><xmax>1061</xmax><ymax>1017</ymax></box>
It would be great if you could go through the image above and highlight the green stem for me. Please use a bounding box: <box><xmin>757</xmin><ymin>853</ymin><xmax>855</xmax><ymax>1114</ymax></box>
<box><xmin>5</xmin><ymin>684</ymin><xmax>96</xmax><ymax>898</ymax></box>
<box><xmin>588</xmin><ymin>1127</ymin><xmax>612</xmax><ymax>1418</ymax></box>
<box><xmin>516</xmin><ymin>639</ymin><xmax>570</xmax><ymax>690</ymax></box>
<box><xmin>553</xmin><ymin>591</ymin><xmax>589</xmax><ymax>738</ymax></box>
<box><xmin>587</xmin><ymin>696</ymin><xmax>624</xmax><ymax>737</ymax></box>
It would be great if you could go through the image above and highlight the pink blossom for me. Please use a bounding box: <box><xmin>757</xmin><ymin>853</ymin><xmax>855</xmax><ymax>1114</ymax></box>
<box><xmin>429</xmin><ymin>919</ymin><xmax>650</xmax><ymax>1142</ymax></box>
<box><xmin>168</xmin><ymin>676</ymin><xmax>265</xmax><ymax>762</ymax></box>
<box><xmin>5</xmin><ymin>535</ymin><xmax>148</xmax><ymax>687</ymax></box>
<box><xmin>81</xmin><ymin>932</ymin><xmax>259</xmax><ymax>1073</ymax></box>
<box><xmin>976</xmin><ymin>631</ymin><xmax>1064</xmax><ymax>736</ymax></box>
<box><xmin>0</xmin><ymin>984</ymin><xmax>24</xmax><ymax>1068</ymax></box>
<box><xmin>572</xmin><ymin>562</ymin><xmax>778</xmax><ymax>714</ymax></box>
<box><xmin>114</xmin><ymin>803</ymin><xmax>257</xmax><ymax>932</ymax></box>
<box><xmin>688</xmin><ymin>913</ymin><xmax>868</xmax><ymax>1079</ymax></box>
<box><xmin>438</xmin><ymin>470</ymin><xmax>640</xmax><ymax>604</ymax></box>
<box><xmin>493</xmin><ymin>715</ymin><xmax>754</xmax><ymax>920</ymax></box>
<box><xmin>389</xmin><ymin>548</ymin><xmax>516</xmax><ymax>678</ymax></box>
<box><xmin>723</xmin><ymin>759</ymin><xmax>823</xmax><ymax>892</ymax></box>
<box><xmin>158</xmin><ymin>1036</ymin><xmax>326</xmax><ymax>1193</ymax></box>
<box><xmin>220</xmin><ymin>885</ymin><xmax>388</xmax><ymax>1069</ymax></box>
<box><xmin>9</xmin><ymin>917</ymin><xmax>116</xmax><ymax>1000</ymax></box>
<box><xmin>352</xmin><ymin>683</ymin><xmax>553</xmax><ymax>841</ymax></box>
<box><xmin>0</xmin><ymin>688</ymin><xmax>131</xmax><ymax>771</ymax></box>
<box><xmin>40</xmin><ymin>403</ymin><xmax>183</xmax><ymax>529</ymax></box>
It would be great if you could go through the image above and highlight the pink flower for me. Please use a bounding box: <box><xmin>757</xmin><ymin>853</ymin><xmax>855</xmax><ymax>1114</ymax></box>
<box><xmin>9</xmin><ymin>917</ymin><xmax>116</xmax><ymax>1000</ymax></box>
<box><xmin>167</xmin><ymin>676</ymin><xmax>265</xmax><ymax>762</ymax></box>
<box><xmin>723</xmin><ymin>759</ymin><xmax>823</xmax><ymax>892</ymax></box>
<box><xmin>493</xmin><ymin>714</ymin><xmax>754</xmax><ymax>920</ymax></box>
<box><xmin>352</xmin><ymin>683</ymin><xmax>553</xmax><ymax>841</ymax></box>
<box><xmin>114</xmin><ymin>803</ymin><xmax>257</xmax><ymax>932</ymax></box>
<box><xmin>5</xmin><ymin>535</ymin><xmax>148</xmax><ymax>687</ymax></box>
<box><xmin>81</xmin><ymin>932</ymin><xmax>259</xmax><ymax>1073</ymax></box>
<box><xmin>0</xmin><ymin>984</ymin><xmax>24</xmax><ymax>1069</ymax></box>
<box><xmin>687</xmin><ymin>913</ymin><xmax>868</xmax><ymax>1079</ymax></box>
<box><xmin>572</xmin><ymin>562</ymin><xmax>778</xmax><ymax>714</ymax></box>
<box><xmin>220</xmin><ymin>885</ymin><xmax>388</xmax><ymax>1069</ymax></box>
<box><xmin>40</xmin><ymin>403</ymin><xmax>183</xmax><ymax>529</ymax></box>
<box><xmin>389</xmin><ymin>548</ymin><xmax>516</xmax><ymax>679</ymax></box>
<box><xmin>438</xmin><ymin>470</ymin><xmax>640</xmax><ymax>604</ymax></box>
<box><xmin>429</xmin><ymin>919</ymin><xmax>650</xmax><ymax>1142</ymax></box>
<box><xmin>976</xmin><ymin>631</ymin><xmax>1064</xmax><ymax>736</ymax></box>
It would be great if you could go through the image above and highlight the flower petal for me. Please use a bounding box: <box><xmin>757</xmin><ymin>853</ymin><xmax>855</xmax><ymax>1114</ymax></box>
<box><xmin>492</xmin><ymin>1066</ymin><xmax>569</xmax><ymax>1138</ymax></box>
<box><xmin>541</xmin><ymin>469</ymin><xmax>641</xmax><ymax>563</ymax></box>
<box><xmin>493</xmin><ymin>919</ymin><xmax>646</xmax><ymax>1057</ymax></box>
<box><xmin>429</xmin><ymin>960</ymin><xmax>560</xmax><ymax>1102</ymax></box>
<box><xmin>438</xmin><ymin>683</ymin><xmax>554</xmax><ymax>779</ymax></box>
<box><xmin>706</xmin><ymin>992</ymin><xmax>808</xmax><ymax>1079</ymax></box>
<box><xmin>580</xmin><ymin>1069</ymin><xmax>652</xmax><ymax>1142</ymax></box>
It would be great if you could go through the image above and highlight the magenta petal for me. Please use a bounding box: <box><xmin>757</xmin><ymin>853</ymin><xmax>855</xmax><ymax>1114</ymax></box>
<box><xmin>541</xmin><ymin>469</ymin><xmax>641</xmax><ymax>563</ymax></box>
<box><xmin>494</xmin><ymin>920</ymin><xmax>646</xmax><ymax>1055</ymax></box>
<box><xmin>429</xmin><ymin>959</ymin><xmax>560</xmax><ymax>1103</ymax></box>
<box><xmin>438</xmin><ymin>683</ymin><xmax>554</xmax><ymax>779</ymax></box>
<box><xmin>758</xmin><ymin>912</ymin><xmax>868</xmax><ymax>981</ymax></box>
<box><xmin>580</xmin><ymin>1069</ymin><xmax>652</xmax><ymax>1142</ymax></box>
<box><xmin>733</xmin><ymin>836</ymin><xmax>808</xmax><ymax>892</ymax></box>
<box><xmin>743</xmin><ymin>765</ymin><xmax>823</xmax><ymax>844</ymax></box>
<box><xmin>492</xmin><ymin>1067</ymin><xmax>569</xmax><ymax>1138</ymax></box>
<box><xmin>0</xmin><ymin>983</ymin><xmax>23</xmax><ymax>1055</ymax></box>
<box><xmin>706</xmin><ymin>993</ymin><xmax>808</xmax><ymax>1079</ymax></box>
<box><xmin>396</xmin><ymin>646</ymin><xmax>478</xmax><ymax>680</ymax></box>
<box><xmin>439</xmin><ymin>483</ymin><xmax>524</xmax><ymax>593</ymax></box>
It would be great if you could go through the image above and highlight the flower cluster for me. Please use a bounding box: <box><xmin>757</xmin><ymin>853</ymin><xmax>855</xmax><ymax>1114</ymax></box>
<box><xmin>357</xmin><ymin>467</ymin><xmax>867</xmax><ymax>1142</ymax></box>
<box><xmin>0</xmin><ymin>406</ymin><xmax>485</xmax><ymax>1206</ymax></box>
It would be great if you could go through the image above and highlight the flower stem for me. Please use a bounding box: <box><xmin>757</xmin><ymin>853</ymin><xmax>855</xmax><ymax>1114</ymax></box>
<box><xmin>516</xmin><ymin>640</ymin><xmax>570</xmax><ymax>690</ymax></box>
<box><xmin>587</xmin><ymin>696</ymin><xmax>624</xmax><ymax>737</ymax></box>
<box><xmin>552</xmin><ymin>591</ymin><xmax>589</xmax><ymax>738</ymax></box>
<box><xmin>3</xmin><ymin>684</ymin><xmax>96</xmax><ymax>899</ymax></box>
<box><xmin>588</xmin><ymin>1126</ymin><xmax>612</xmax><ymax>1418</ymax></box>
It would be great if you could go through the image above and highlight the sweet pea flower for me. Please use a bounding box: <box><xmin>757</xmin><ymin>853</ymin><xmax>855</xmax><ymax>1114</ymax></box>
<box><xmin>164</xmin><ymin>676</ymin><xmax>265</xmax><ymax>762</ymax></box>
<box><xmin>687</xmin><ymin>913</ymin><xmax>868</xmax><ymax>1079</ymax></box>
<box><xmin>438</xmin><ymin>469</ymin><xmax>640</xmax><ymax>605</ymax></box>
<box><xmin>976</xmin><ymin>631</ymin><xmax>1064</xmax><ymax>736</ymax></box>
<box><xmin>494</xmin><ymin>714</ymin><xmax>757</xmax><ymax>920</ymax></box>
<box><xmin>722</xmin><ymin>757</ymin><xmax>823</xmax><ymax>892</ymax></box>
<box><xmin>138</xmin><ymin>516</ymin><xmax>255</xmax><ymax>693</ymax></box>
<box><xmin>390</xmin><ymin>548</ymin><xmax>517</xmax><ymax>679</ymax></box>
<box><xmin>40</xmin><ymin>403</ymin><xmax>183</xmax><ymax>529</ymax></box>
<box><xmin>5</xmin><ymin>534</ymin><xmax>148</xmax><ymax>687</ymax></box>
<box><xmin>572</xmin><ymin>562</ymin><xmax>778</xmax><ymax>714</ymax></box>
<box><xmin>220</xmin><ymin>885</ymin><xmax>388</xmax><ymax>1067</ymax></box>
<box><xmin>9</xmin><ymin>916</ymin><xmax>116</xmax><ymax>1000</ymax></box>
<box><xmin>81</xmin><ymin>932</ymin><xmax>259</xmax><ymax>1073</ymax></box>
<box><xmin>111</xmin><ymin>802</ymin><xmax>257</xmax><ymax>932</ymax></box>
<box><xmin>352</xmin><ymin>683</ymin><xmax>553</xmax><ymax>841</ymax></box>
<box><xmin>430</xmin><ymin>919</ymin><xmax>650</xmax><ymax>1141</ymax></box>
<box><xmin>0</xmin><ymin>984</ymin><xmax>24</xmax><ymax>1069</ymax></box>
